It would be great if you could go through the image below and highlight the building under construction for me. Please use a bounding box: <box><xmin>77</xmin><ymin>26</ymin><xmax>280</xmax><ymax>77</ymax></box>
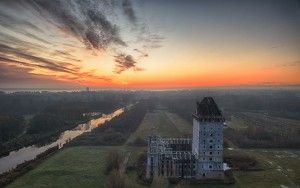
<box><xmin>146</xmin><ymin>97</ymin><xmax>225</xmax><ymax>180</ymax></box>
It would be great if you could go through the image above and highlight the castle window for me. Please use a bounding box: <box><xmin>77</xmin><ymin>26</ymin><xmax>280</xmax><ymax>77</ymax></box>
<box><xmin>210</xmin><ymin>152</ymin><xmax>212</xmax><ymax>155</ymax></box>
<box><xmin>210</xmin><ymin>146</ymin><xmax>213</xmax><ymax>149</ymax></box>
<box><xmin>210</xmin><ymin>140</ymin><xmax>213</xmax><ymax>143</ymax></box>
<box><xmin>210</xmin><ymin>133</ymin><xmax>213</xmax><ymax>136</ymax></box>
<box><xmin>209</xmin><ymin>157</ymin><xmax>212</xmax><ymax>161</ymax></box>
<box><xmin>202</xmin><ymin>173</ymin><xmax>206</xmax><ymax>177</ymax></box>
<box><xmin>209</xmin><ymin>165</ymin><xmax>212</xmax><ymax>168</ymax></box>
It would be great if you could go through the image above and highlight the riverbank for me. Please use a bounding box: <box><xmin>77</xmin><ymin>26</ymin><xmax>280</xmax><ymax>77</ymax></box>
<box><xmin>0</xmin><ymin>145</ymin><xmax>59</xmax><ymax>188</ymax></box>
<box><xmin>0</xmin><ymin>107</ymin><xmax>125</xmax><ymax>175</ymax></box>
<box><xmin>0</xmin><ymin>114</ymin><xmax>99</xmax><ymax>158</ymax></box>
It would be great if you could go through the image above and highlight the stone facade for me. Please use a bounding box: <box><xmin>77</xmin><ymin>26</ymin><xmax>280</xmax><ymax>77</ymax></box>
<box><xmin>146</xmin><ymin>97</ymin><xmax>225</xmax><ymax>180</ymax></box>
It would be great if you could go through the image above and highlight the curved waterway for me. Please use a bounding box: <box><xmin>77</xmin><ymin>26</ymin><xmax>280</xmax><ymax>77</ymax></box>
<box><xmin>0</xmin><ymin>107</ymin><xmax>125</xmax><ymax>174</ymax></box>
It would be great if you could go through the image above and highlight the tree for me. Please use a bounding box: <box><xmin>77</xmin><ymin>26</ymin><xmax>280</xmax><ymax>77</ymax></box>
<box><xmin>106</xmin><ymin>170</ymin><xmax>125</xmax><ymax>188</ymax></box>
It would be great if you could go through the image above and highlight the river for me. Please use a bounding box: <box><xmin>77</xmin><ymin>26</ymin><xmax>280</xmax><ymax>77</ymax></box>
<box><xmin>0</xmin><ymin>107</ymin><xmax>125</xmax><ymax>174</ymax></box>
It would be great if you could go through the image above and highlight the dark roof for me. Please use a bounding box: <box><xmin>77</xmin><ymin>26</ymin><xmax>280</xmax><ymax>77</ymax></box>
<box><xmin>193</xmin><ymin>97</ymin><xmax>225</xmax><ymax>122</ymax></box>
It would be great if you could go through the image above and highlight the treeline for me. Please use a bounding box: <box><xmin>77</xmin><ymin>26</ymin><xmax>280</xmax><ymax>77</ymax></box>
<box><xmin>224</xmin><ymin>127</ymin><xmax>300</xmax><ymax>148</ymax></box>
<box><xmin>159</xmin><ymin>88</ymin><xmax>300</xmax><ymax>121</ymax></box>
<box><xmin>0</xmin><ymin>91</ymin><xmax>134</xmax><ymax>157</ymax></box>
<box><xmin>0</xmin><ymin>116</ymin><xmax>24</xmax><ymax>143</ymax></box>
<box><xmin>0</xmin><ymin>90</ymin><xmax>134</xmax><ymax>116</ymax></box>
<box><xmin>68</xmin><ymin>100</ymin><xmax>149</xmax><ymax>146</ymax></box>
<box><xmin>159</xmin><ymin>91</ymin><xmax>300</xmax><ymax>149</ymax></box>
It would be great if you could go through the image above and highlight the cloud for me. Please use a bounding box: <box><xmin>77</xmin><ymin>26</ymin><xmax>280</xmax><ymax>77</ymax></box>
<box><xmin>0</xmin><ymin>63</ymin><xmax>49</xmax><ymax>83</ymax></box>
<box><xmin>114</xmin><ymin>53</ymin><xmax>143</xmax><ymax>74</ymax></box>
<box><xmin>0</xmin><ymin>44</ymin><xmax>75</xmax><ymax>74</ymax></box>
<box><xmin>122</xmin><ymin>0</ymin><xmax>136</xmax><ymax>24</ymax></box>
<box><xmin>30</xmin><ymin>0</ymin><xmax>126</xmax><ymax>50</ymax></box>
<box><xmin>283</xmin><ymin>61</ymin><xmax>300</xmax><ymax>67</ymax></box>
<box><xmin>0</xmin><ymin>44</ymin><xmax>110</xmax><ymax>81</ymax></box>
<box><xmin>0</xmin><ymin>0</ymin><xmax>163</xmax><ymax>86</ymax></box>
<box><xmin>134</xmin><ymin>48</ymin><xmax>149</xmax><ymax>57</ymax></box>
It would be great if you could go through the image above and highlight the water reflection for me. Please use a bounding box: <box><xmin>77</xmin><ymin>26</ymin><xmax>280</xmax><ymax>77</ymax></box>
<box><xmin>0</xmin><ymin>108</ymin><xmax>124</xmax><ymax>174</ymax></box>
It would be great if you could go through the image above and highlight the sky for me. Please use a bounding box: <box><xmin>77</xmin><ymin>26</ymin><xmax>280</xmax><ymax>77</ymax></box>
<box><xmin>0</xmin><ymin>0</ymin><xmax>299</xmax><ymax>89</ymax></box>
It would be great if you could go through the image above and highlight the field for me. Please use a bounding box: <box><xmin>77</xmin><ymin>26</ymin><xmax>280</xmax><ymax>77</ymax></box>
<box><xmin>8</xmin><ymin>107</ymin><xmax>300</xmax><ymax>188</ymax></box>
<box><xmin>126</xmin><ymin>109</ymin><xmax>191</xmax><ymax>144</ymax></box>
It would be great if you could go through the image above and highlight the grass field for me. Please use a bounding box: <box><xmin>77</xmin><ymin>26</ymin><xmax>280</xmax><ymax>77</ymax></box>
<box><xmin>227</xmin><ymin>116</ymin><xmax>248</xmax><ymax>130</ymax></box>
<box><xmin>8</xmin><ymin>107</ymin><xmax>300</xmax><ymax>188</ymax></box>
<box><xmin>126</xmin><ymin>109</ymin><xmax>186</xmax><ymax>145</ymax></box>
<box><xmin>9</xmin><ymin>146</ymin><xmax>299</xmax><ymax>188</ymax></box>
<box><xmin>225</xmin><ymin>148</ymin><xmax>300</xmax><ymax>188</ymax></box>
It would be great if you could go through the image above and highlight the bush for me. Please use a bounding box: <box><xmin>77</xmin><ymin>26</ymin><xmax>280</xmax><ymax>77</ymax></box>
<box><xmin>136</xmin><ymin>152</ymin><xmax>152</xmax><ymax>185</ymax></box>
<box><xmin>224</xmin><ymin>154</ymin><xmax>259</xmax><ymax>171</ymax></box>
<box><xmin>106</xmin><ymin>170</ymin><xmax>125</xmax><ymax>188</ymax></box>
<box><xmin>104</xmin><ymin>150</ymin><xmax>123</xmax><ymax>175</ymax></box>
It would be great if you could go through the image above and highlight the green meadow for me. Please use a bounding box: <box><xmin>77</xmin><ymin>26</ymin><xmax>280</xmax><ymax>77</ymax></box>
<box><xmin>8</xmin><ymin>109</ymin><xmax>300</xmax><ymax>188</ymax></box>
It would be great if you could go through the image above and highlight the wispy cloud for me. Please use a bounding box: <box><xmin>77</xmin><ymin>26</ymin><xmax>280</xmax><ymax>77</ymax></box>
<box><xmin>122</xmin><ymin>0</ymin><xmax>137</xmax><ymax>24</ymax></box>
<box><xmin>0</xmin><ymin>0</ymin><xmax>163</xmax><ymax>86</ymax></box>
<box><xmin>114</xmin><ymin>53</ymin><xmax>143</xmax><ymax>74</ymax></box>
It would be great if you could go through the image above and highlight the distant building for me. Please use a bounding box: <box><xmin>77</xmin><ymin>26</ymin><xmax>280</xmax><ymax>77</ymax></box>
<box><xmin>86</xmin><ymin>87</ymin><xmax>90</xmax><ymax>92</ymax></box>
<box><xmin>146</xmin><ymin>97</ymin><xmax>225</xmax><ymax>180</ymax></box>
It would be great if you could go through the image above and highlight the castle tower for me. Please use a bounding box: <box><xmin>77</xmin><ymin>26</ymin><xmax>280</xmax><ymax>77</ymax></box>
<box><xmin>192</xmin><ymin>97</ymin><xmax>225</xmax><ymax>179</ymax></box>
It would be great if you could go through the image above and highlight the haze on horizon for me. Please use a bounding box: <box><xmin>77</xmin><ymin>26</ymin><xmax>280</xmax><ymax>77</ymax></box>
<box><xmin>0</xmin><ymin>0</ymin><xmax>299</xmax><ymax>89</ymax></box>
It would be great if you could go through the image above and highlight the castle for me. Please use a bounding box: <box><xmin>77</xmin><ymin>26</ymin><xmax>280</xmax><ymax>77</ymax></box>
<box><xmin>146</xmin><ymin>97</ymin><xmax>225</xmax><ymax>180</ymax></box>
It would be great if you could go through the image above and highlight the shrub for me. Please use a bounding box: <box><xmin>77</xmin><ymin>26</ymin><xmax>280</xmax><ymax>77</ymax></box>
<box><xmin>106</xmin><ymin>170</ymin><xmax>125</xmax><ymax>188</ymax></box>
<box><xmin>104</xmin><ymin>150</ymin><xmax>123</xmax><ymax>175</ymax></box>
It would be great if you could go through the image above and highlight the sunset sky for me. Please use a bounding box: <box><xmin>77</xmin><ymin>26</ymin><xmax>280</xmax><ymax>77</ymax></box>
<box><xmin>0</xmin><ymin>0</ymin><xmax>299</xmax><ymax>89</ymax></box>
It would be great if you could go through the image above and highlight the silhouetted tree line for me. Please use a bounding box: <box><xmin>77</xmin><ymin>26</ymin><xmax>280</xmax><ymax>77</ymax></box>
<box><xmin>0</xmin><ymin>116</ymin><xmax>24</xmax><ymax>143</ymax></box>
<box><xmin>0</xmin><ymin>91</ymin><xmax>135</xmax><ymax>116</ymax></box>
<box><xmin>0</xmin><ymin>91</ymin><xmax>135</xmax><ymax>157</ymax></box>
<box><xmin>224</xmin><ymin>127</ymin><xmax>300</xmax><ymax>148</ymax></box>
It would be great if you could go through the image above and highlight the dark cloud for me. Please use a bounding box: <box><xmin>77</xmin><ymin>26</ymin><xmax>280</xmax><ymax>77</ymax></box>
<box><xmin>30</xmin><ymin>0</ymin><xmax>126</xmax><ymax>50</ymax></box>
<box><xmin>0</xmin><ymin>63</ymin><xmax>46</xmax><ymax>83</ymax></box>
<box><xmin>0</xmin><ymin>0</ymin><xmax>163</xmax><ymax>86</ymax></box>
<box><xmin>0</xmin><ymin>44</ymin><xmax>75</xmax><ymax>74</ymax></box>
<box><xmin>0</xmin><ymin>63</ymin><xmax>81</xmax><ymax>88</ymax></box>
<box><xmin>53</xmin><ymin>50</ymin><xmax>82</xmax><ymax>62</ymax></box>
<box><xmin>122</xmin><ymin>0</ymin><xmax>136</xmax><ymax>24</ymax></box>
<box><xmin>0</xmin><ymin>11</ymin><xmax>44</xmax><ymax>33</ymax></box>
<box><xmin>114</xmin><ymin>53</ymin><xmax>143</xmax><ymax>74</ymax></box>
<box><xmin>24</xmin><ymin>32</ymin><xmax>51</xmax><ymax>45</ymax></box>
<box><xmin>134</xmin><ymin>48</ymin><xmax>149</xmax><ymax>57</ymax></box>
<box><xmin>141</xmin><ymin>34</ymin><xmax>164</xmax><ymax>49</ymax></box>
<box><xmin>0</xmin><ymin>32</ymin><xmax>45</xmax><ymax>51</ymax></box>
<box><xmin>0</xmin><ymin>44</ymin><xmax>109</xmax><ymax>81</ymax></box>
